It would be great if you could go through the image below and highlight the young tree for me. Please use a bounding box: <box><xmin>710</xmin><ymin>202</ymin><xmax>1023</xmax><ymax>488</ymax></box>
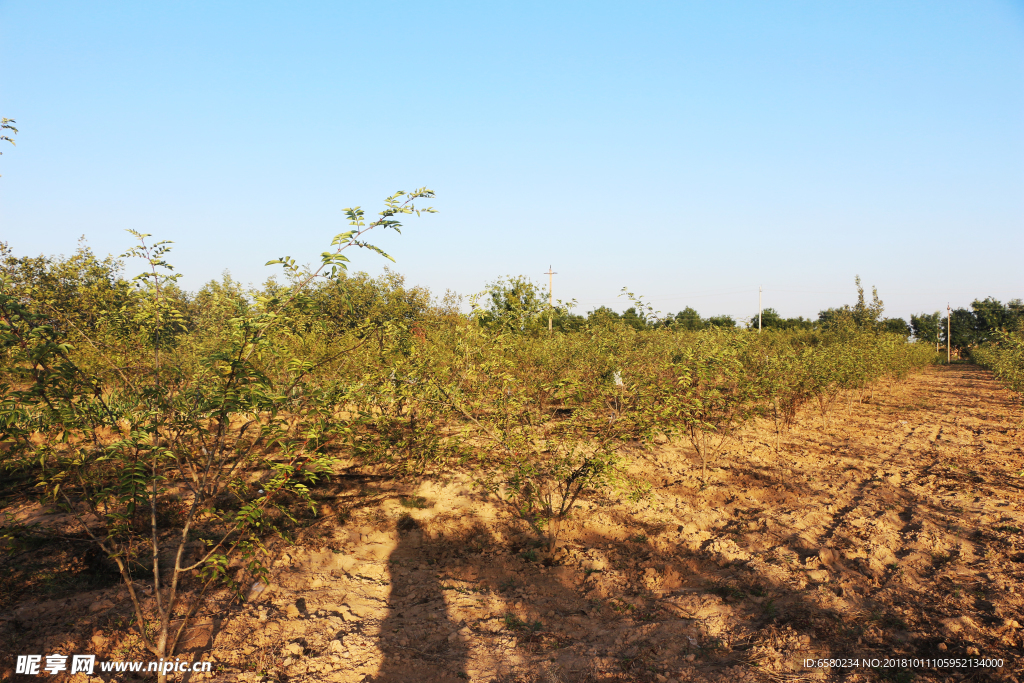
<box><xmin>819</xmin><ymin>276</ymin><xmax>884</xmax><ymax>330</ymax></box>
<box><xmin>851</xmin><ymin>275</ymin><xmax>885</xmax><ymax>328</ymax></box>
<box><xmin>0</xmin><ymin>117</ymin><xmax>15</xmax><ymax>177</ymax></box>
<box><xmin>0</xmin><ymin>189</ymin><xmax>436</xmax><ymax>682</ymax></box>
<box><xmin>665</xmin><ymin>329</ymin><xmax>756</xmax><ymax>481</ymax></box>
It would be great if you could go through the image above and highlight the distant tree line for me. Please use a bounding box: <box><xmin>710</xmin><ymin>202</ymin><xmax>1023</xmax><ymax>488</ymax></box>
<box><xmin>473</xmin><ymin>276</ymin><xmax>743</xmax><ymax>333</ymax></box>
<box><xmin>476</xmin><ymin>275</ymin><xmax>1020</xmax><ymax>347</ymax></box>
<box><xmin>579</xmin><ymin>306</ymin><xmax>737</xmax><ymax>332</ymax></box>
<box><xmin>911</xmin><ymin>298</ymin><xmax>1024</xmax><ymax>352</ymax></box>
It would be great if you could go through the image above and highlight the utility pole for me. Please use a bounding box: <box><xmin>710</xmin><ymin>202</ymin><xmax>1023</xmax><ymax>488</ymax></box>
<box><xmin>947</xmin><ymin>304</ymin><xmax>951</xmax><ymax>364</ymax></box>
<box><xmin>545</xmin><ymin>266</ymin><xmax>557</xmax><ymax>332</ymax></box>
<box><xmin>758</xmin><ymin>286</ymin><xmax>762</xmax><ymax>333</ymax></box>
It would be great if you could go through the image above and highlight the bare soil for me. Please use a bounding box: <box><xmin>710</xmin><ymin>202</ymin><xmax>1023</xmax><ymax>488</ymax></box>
<box><xmin>2</xmin><ymin>365</ymin><xmax>1023</xmax><ymax>682</ymax></box>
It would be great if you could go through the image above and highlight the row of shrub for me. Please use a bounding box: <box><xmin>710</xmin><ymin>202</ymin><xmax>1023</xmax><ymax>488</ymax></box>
<box><xmin>971</xmin><ymin>323</ymin><xmax>1024</xmax><ymax>396</ymax></box>
<box><xmin>0</xmin><ymin>193</ymin><xmax>937</xmax><ymax>668</ymax></box>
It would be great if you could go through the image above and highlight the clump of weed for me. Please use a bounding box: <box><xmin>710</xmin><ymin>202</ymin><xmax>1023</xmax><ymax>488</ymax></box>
<box><xmin>870</xmin><ymin>610</ymin><xmax>908</xmax><ymax>631</ymax></box>
<box><xmin>498</xmin><ymin>578</ymin><xmax>519</xmax><ymax>592</ymax></box>
<box><xmin>504</xmin><ymin>613</ymin><xmax>542</xmax><ymax>632</ymax></box>
<box><xmin>399</xmin><ymin>496</ymin><xmax>428</xmax><ymax>509</ymax></box>
<box><xmin>746</xmin><ymin>583</ymin><xmax>767</xmax><ymax>597</ymax></box>
<box><xmin>708</xmin><ymin>581</ymin><xmax>746</xmax><ymax>600</ymax></box>
<box><xmin>627</xmin><ymin>479</ymin><xmax>653</xmax><ymax>503</ymax></box>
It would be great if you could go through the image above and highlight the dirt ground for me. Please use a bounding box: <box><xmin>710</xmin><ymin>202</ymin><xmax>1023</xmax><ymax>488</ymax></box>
<box><xmin>2</xmin><ymin>364</ymin><xmax>1023</xmax><ymax>682</ymax></box>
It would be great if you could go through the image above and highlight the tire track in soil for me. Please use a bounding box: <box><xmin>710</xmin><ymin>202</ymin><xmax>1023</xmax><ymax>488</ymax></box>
<box><xmin>794</xmin><ymin>367</ymin><xmax>1023</xmax><ymax>682</ymax></box>
<box><xmin>688</xmin><ymin>365</ymin><xmax>1022</xmax><ymax>683</ymax></box>
<box><xmin>817</xmin><ymin>416</ymin><xmax>948</xmax><ymax>547</ymax></box>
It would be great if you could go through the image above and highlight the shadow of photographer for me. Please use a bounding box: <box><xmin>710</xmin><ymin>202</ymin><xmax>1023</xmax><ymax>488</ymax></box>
<box><xmin>369</xmin><ymin>516</ymin><xmax>469</xmax><ymax>683</ymax></box>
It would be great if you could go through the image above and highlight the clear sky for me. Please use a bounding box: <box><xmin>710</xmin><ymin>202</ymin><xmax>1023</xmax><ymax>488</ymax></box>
<box><xmin>2</xmin><ymin>1</ymin><xmax>1022</xmax><ymax>324</ymax></box>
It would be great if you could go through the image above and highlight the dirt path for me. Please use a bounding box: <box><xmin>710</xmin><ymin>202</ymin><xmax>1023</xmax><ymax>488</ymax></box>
<box><xmin>2</xmin><ymin>365</ymin><xmax>1023</xmax><ymax>682</ymax></box>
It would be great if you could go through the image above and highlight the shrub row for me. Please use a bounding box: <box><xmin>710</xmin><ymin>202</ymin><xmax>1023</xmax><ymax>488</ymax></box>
<box><xmin>0</xmin><ymin>194</ymin><xmax>935</xmax><ymax>671</ymax></box>
<box><xmin>971</xmin><ymin>323</ymin><xmax>1024</xmax><ymax>395</ymax></box>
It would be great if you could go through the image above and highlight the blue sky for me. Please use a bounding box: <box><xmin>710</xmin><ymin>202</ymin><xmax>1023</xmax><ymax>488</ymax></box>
<box><xmin>2</xmin><ymin>1</ymin><xmax>1022</xmax><ymax>323</ymax></box>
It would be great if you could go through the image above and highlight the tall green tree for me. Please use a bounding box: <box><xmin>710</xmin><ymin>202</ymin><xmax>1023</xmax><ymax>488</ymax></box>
<box><xmin>939</xmin><ymin>298</ymin><xmax>1024</xmax><ymax>351</ymax></box>
<box><xmin>705</xmin><ymin>314</ymin><xmax>736</xmax><ymax>329</ymax></box>
<box><xmin>746</xmin><ymin>308</ymin><xmax>815</xmax><ymax>331</ymax></box>
<box><xmin>671</xmin><ymin>307</ymin><xmax>703</xmax><ymax>330</ymax></box>
<box><xmin>943</xmin><ymin>307</ymin><xmax>979</xmax><ymax>351</ymax></box>
<box><xmin>910</xmin><ymin>312</ymin><xmax>941</xmax><ymax>344</ymax></box>
<box><xmin>819</xmin><ymin>276</ymin><xmax>884</xmax><ymax>330</ymax></box>
<box><xmin>620</xmin><ymin>307</ymin><xmax>648</xmax><ymax>330</ymax></box>
<box><xmin>476</xmin><ymin>275</ymin><xmax>556</xmax><ymax>334</ymax></box>
<box><xmin>586</xmin><ymin>306</ymin><xmax>621</xmax><ymax>325</ymax></box>
<box><xmin>880</xmin><ymin>317</ymin><xmax>911</xmax><ymax>338</ymax></box>
<box><xmin>971</xmin><ymin>297</ymin><xmax>1023</xmax><ymax>341</ymax></box>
